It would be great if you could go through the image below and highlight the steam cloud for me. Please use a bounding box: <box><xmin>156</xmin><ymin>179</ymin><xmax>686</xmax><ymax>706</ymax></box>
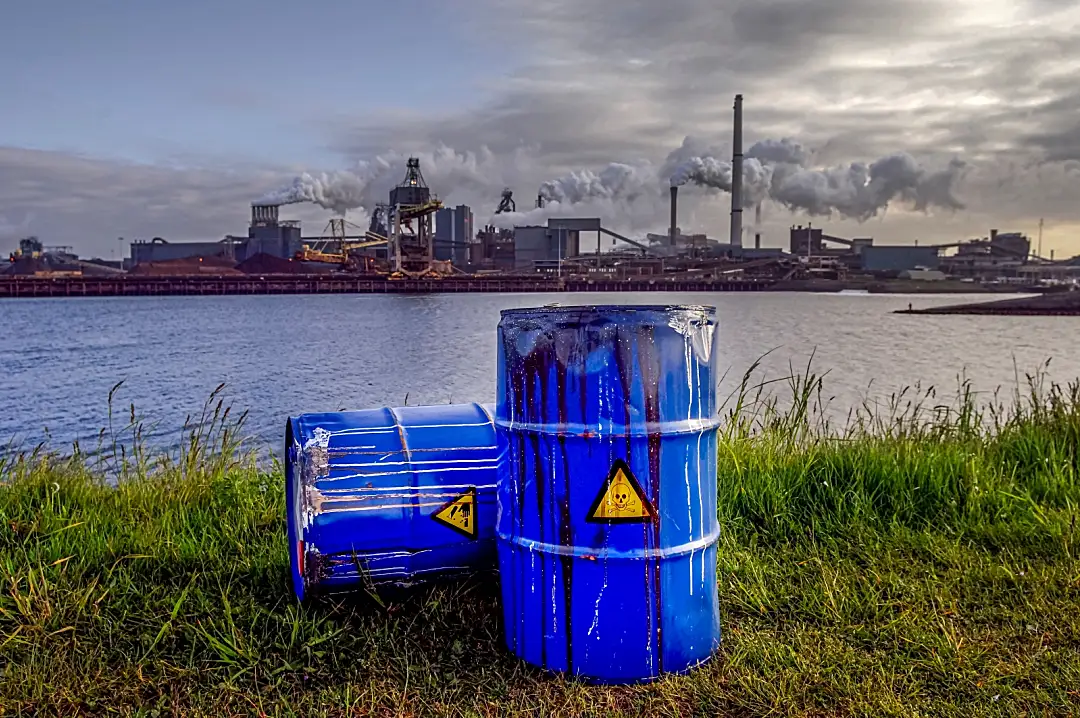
<box><xmin>667</xmin><ymin>138</ymin><xmax>967</xmax><ymax>221</ymax></box>
<box><xmin>253</xmin><ymin>146</ymin><xmax>533</xmax><ymax>221</ymax></box>
<box><xmin>254</xmin><ymin>168</ymin><xmax>377</xmax><ymax>214</ymax></box>
<box><xmin>510</xmin><ymin>136</ymin><xmax>966</xmax><ymax>228</ymax></box>
<box><xmin>253</xmin><ymin>135</ymin><xmax>968</xmax><ymax>233</ymax></box>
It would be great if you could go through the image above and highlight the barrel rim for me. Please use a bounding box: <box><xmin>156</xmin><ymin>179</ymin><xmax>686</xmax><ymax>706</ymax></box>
<box><xmin>284</xmin><ymin>416</ymin><xmax>306</xmax><ymax>602</ymax></box>
<box><xmin>500</xmin><ymin>304</ymin><xmax>714</xmax><ymax>318</ymax></box>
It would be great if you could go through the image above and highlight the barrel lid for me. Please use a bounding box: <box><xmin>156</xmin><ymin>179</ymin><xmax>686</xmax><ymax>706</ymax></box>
<box><xmin>500</xmin><ymin>304</ymin><xmax>714</xmax><ymax>317</ymax></box>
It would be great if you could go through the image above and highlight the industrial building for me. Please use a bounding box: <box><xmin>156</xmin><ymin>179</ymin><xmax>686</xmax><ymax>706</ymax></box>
<box><xmin>11</xmin><ymin>92</ymin><xmax>1076</xmax><ymax>291</ymax></box>
<box><xmin>247</xmin><ymin>204</ymin><xmax>302</xmax><ymax>259</ymax></box>
<box><xmin>434</xmin><ymin>205</ymin><xmax>473</xmax><ymax>265</ymax></box>
<box><xmin>859</xmin><ymin>245</ymin><xmax>942</xmax><ymax>272</ymax></box>
<box><xmin>130</xmin><ymin>237</ymin><xmax>236</xmax><ymax>264</ymax></box>
<box><xmin>4</xmin><ymin>237</ymin><xmax>123</xmax><ymax>278</ymax></box>
<box><xmin>130</xmin><ymin>204</ymin><xmax>302</xmax><ymax>265</ymax></box>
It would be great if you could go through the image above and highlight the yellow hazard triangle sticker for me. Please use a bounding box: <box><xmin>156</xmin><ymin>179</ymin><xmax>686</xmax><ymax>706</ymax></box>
<box><xmin>431</xmin><ymin>487</ymin><xmax>478</xmax><ymax>538</ymax></box>
<box><xmin>587</xmin><ymin>459</ymin><xmax>655</xmax><ymax>523</ymax></box>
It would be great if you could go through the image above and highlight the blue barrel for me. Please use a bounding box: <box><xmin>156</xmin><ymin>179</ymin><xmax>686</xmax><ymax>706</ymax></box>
<box><xmin>285</xmin><ymin>403</ymin><xmax>499</xmax><ymax>601</ymax></box>
<box><xmin>495</xmin><ymin>305</ymin><xmax>721</xmax><ymax>684</ymax></box>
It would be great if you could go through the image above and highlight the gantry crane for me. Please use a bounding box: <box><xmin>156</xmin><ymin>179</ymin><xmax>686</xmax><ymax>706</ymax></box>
<box><xmin>385</xmin><ymin>158</ymin><xmax>449</xmax><ymax>278</ymax></box>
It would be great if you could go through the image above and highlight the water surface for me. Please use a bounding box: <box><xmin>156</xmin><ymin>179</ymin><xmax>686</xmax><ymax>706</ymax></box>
<box><xmin>2</xmin><ymin>292</ymin><xmax>1076</xmax><ymax>451</ymax></box>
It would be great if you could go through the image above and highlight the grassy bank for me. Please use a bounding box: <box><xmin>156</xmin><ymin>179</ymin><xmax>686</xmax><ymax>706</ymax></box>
<box><xmin>2</xmin><ymin>374</ymin><xmax>1079</xmax><ymax>717</ymax></box>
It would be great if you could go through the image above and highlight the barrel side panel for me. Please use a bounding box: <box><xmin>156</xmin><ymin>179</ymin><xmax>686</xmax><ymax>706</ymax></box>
<box><xmin>286</xmin><ymin>403</ymin><xmax>499</xmax><ymax>598</ymax></box>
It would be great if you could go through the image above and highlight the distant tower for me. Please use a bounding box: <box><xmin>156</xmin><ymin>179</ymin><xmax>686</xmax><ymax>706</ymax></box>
<box><xmin>389</xmin><ymin>158</ymin><xmax>431</xmax><ymax>207</ymax></box>
<box><xmin>536</xmin><ymin>193</ymin><xmax>545</xmax><ymax>209</ymax></box>
<box><xmin>387</xmin><ymin>157</ymin><xmax>441</xmax><ymax>274</ymax></box>
<box><xmin>495</xmin><ymin>188</ymin><xmax>516</xmax><ymax>214</ymax></box>
<box><xmin>730</xmin><ymin>93</ymin><xmax>744</xmax><ymax>248</ymax></box>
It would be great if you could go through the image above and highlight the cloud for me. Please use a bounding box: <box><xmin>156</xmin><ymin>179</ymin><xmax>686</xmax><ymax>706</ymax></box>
<box><xmin>2</xmin><ymin>0</ymin><xmax>1079</xmax><ymax>256</ymax></box>
<box><xmin>0</xmin><ymin>210</ymin><xmax>33</xmax><ymax>240</ymax></box>
<box><xmin>0</xmin><ymin>147</ymin><xmax>332</xmax><ymax>253</ymax></box>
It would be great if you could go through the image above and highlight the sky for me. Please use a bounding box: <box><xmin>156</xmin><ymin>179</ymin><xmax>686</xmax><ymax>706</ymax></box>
<box><xmin>2</xmin><ymin>0</ymin><xmax>1079</xmax><ymax>259</ymax></box>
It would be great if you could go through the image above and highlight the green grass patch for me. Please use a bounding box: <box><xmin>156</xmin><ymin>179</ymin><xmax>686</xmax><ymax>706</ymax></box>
<box><xmin>2</xmin><ymin>372</ymin><xmax>1079</xmax><ymax>716</ymax></box>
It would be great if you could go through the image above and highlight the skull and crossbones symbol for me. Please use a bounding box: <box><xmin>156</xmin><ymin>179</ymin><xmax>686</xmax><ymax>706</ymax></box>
<box><xmin>609</xmin><ymin>481</ymin><xmax>636</xmax><ymax>512</ymax></box>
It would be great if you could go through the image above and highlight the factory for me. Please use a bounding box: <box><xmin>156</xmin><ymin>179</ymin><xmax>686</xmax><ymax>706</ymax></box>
<box><xmin>129</xmin><ymin>203</ymin><xmax>302</xmax><ymax>266</ymax></box>
<box><xmin>777</xmin><ymin>221</ymin><xmax>1065</xmax><ymax>283</ymax></box>
<box><xmin>6</xmin><ymin>93</ymin><xmax>1078</xmax><ymax>289</ymax></box>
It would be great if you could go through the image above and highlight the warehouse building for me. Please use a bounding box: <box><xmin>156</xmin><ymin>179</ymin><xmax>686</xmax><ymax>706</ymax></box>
<box><xmin>859</xmin><ymin>245</ymin><xmax>942</xmax><ymax>272</ymax></box>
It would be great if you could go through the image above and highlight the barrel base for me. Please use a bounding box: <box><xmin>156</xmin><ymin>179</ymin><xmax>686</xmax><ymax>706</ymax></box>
<box><xmin>508</xmin><ymin>641</ymin><xmax>721</xmax><ymax>685</ymax></box>
<box><xmin>497</xmin><ymin>539</ymin><xmax>722</xmax><ymax>685</ymax></box>
<box><xmin>564</xmin><ymin>649</ymin><xmax>720</xmax><ymax>686</ymax></box>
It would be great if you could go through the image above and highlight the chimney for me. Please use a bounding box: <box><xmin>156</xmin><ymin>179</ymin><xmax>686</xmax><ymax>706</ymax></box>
<box><xmin>730</xmin><ymin>94</ymin><xmax>744</xmax><ymax>248</ymax></box>
<box><xmin>753</xmin><ymin>202</ymin><xmax>762</xmax><ymax>249</ymax></box>
<box><xmin>669</xmin><ymin>185</ymin><xmax>678</xmax><ymax>245</ymax></box>
<box><xmin>251</xmin><ymin>204</ymin><xmax>279</xmax><ymax>225</ymax></box>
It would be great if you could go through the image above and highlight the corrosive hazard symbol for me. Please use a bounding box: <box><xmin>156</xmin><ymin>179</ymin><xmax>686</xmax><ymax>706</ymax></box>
<box><xmin>586</xmin><ymin>459</ymin><xmax>655</xmax><ymax>523</ymax></box>
<box><xmin>431</xmin><ymin>487</ymin><xmax>477</xmax><ymax>538</ymax></box>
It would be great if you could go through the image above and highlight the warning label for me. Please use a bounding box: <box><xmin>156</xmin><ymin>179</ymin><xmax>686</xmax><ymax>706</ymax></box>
<box><xmin>586</xmin><ymin>459</ymin><xmax>655</xmax><ymax>523</ymax></box>
<box><xmin>431</xmin><ymin>488</ymin><xmax>477</xmax><ymax>538</ymax></box>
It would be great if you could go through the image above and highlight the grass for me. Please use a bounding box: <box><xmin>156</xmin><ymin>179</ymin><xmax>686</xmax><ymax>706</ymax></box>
<box><xmin>2</xmin><ymin>369</ymin><xmax>1079</xmax><ymax>717</ymax></box>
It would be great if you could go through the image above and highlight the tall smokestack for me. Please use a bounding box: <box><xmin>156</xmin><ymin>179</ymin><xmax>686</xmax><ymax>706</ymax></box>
<box><xmin>669</xmin><ymin>185</ymin><xmax>678</xmax><ymax>245</ymax></box>
<box><xmin>753</xmin><ymin>202</ymin><xmax>762</xmax><ymax>249</ymax></box>
<box><xmin>730</xmin><ymin>94</ymin><xmax>744</xmax><ymax>248</ymax></box>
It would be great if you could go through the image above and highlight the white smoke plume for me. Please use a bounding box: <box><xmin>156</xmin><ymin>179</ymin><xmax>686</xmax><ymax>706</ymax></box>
<box><xmin>537</xmin><ymin>162</ymin><xmax>655</xmax><ymax>205</ymax></box>
<box><xmin>254</xmin><ymin>167</ymin><xmax>378</xmax><ymax>214</ymax></box>
<box><xmin>746</xmin><ymin>138</ymin><xmax>810</xmax><ymax>166</ymax></box>
<box><xmin>485</xmin><ymin>160</ymin><xmax>662</xmax><ymax>232</ymax></box>
<box><xmin>666</xmin><ymin>133</ymin><xmax>967</xmax><ymax>221</ymax></box>
<box><xmin>769</xmin><ymin>152</ymin><xmax>967</xmax><ymax>220</ymax></box>
<box><xmin>495</xmin><ymin>136</ymin><xmax>967</xmax><ymax>231</ymax></box>
<box><xmin>254</xmin><ymin>145</ymin><xmax>530</xmax><ymax>221</ymax></box>
<box><xmin>668</xmin><ymin>156</ymin><xmax>774</xmax><ymax>206</ymax></box>
<box><xmin>255</xmin><ymin>136</ymin><xmax>968</xmax><ymax>234</ymax></box>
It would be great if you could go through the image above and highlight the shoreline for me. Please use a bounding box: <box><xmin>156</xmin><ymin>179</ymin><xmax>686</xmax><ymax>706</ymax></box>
<box><xmin>898</xmin><ymin>289</ymin><xmax>1080</xmax><ymax>316</ymax></box>
<box><xmin>0</xmin><ymin>273</ymin><xmax>1054</xmax><ymax>298</ymax></box>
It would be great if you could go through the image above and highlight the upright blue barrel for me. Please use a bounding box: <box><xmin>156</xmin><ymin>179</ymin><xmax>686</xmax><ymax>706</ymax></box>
<box><xmin>495</xmin><ymin>305</ymin><xmax>721</xmax><ymax>684</ymax></box>
<box><xmin>285</xmin><ymin>403</ymin><xmax>499</xmax><ymax>601</ymax></box>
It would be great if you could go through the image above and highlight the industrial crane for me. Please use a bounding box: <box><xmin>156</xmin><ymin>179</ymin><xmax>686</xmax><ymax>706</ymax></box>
<box><xmin>294</xmin><ymin>218</ymin><xmax>389</xmax><ymax>272</ymax></box>
<box><xmin>385</xmin><ymin>158</ymin><xmax>451</xmax><ymax>279</ymax></box>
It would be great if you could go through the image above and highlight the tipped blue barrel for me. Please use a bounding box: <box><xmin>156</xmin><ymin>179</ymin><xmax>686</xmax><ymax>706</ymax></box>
<box><xmin>495</xmin><ymin>305</ymin><xmax>721</xmax><ymax>684</ymax></box>
<box><xmin>285</xmin><ymin>403</ymin><xmax>499</xmax><ymax>601</ymax></box>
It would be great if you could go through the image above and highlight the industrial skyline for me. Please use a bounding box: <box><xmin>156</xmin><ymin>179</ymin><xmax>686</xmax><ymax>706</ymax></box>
<box><xmin>2</xmin><ymin>0</ymin><xmax>1078</xmax><ymax>258</ymax></box>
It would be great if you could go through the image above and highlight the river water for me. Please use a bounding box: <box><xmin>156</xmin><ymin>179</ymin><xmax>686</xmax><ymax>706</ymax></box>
<box><xmin>2</xmin><ymin>292</ymin><xmax>1077</xmax><ymax>453</ymax></box>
